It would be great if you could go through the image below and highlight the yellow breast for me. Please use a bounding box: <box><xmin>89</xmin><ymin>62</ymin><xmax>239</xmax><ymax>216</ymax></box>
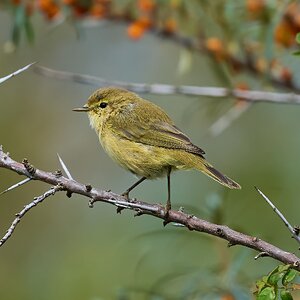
<box><xmin>99</xmin><ymin>129</ymin><xmax>179</xmax><ymax>179</ymax></box>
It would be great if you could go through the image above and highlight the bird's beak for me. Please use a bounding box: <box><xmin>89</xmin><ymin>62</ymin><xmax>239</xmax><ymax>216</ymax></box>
<box><xmin>72</xmin><ymin>105</ymin><xmax>90</xmax><ymax>112</ymax></box>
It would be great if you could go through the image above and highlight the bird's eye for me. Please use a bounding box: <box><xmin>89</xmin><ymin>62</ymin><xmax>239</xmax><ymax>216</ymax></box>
<box><xmin>99</xmin><ymin>102</ymin><xmax>107</xmax><ymax>109</ymax></box>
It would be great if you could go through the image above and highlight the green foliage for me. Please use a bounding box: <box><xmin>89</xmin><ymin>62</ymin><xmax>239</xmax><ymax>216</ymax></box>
<box><xmin>296</xmin><ymin>32</ymin><xmax>300</xmax><ymax>44</ymax></box>
<box><xmin>293</xmin><ymin>32</ymin><xmax>300</xmax><ymax>55</ymax></box>
<box><xmin>11</xmin><ymin>4</ymin><xmax>34</xmax><ymax>46</ymax></box>
<box><xmin>254</xmin><ymin>265</ymin><xmax>300</xmax><ymax>300</ymax></box>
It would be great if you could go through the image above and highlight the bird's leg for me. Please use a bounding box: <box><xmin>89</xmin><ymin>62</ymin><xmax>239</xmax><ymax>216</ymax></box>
<box><xmin>163</xmin><ymin>167</ymin><xmax>172</xmax><ymax>225</ymax></box>
<box><xmin>117</xmin><ymin>177</ymin><xmax>147</xmax><ymax>214</ymax></box>
<box><xmin>122</xmin><ymin>177</ymin><xmax>147</xmax><ymax>199</ymax></box>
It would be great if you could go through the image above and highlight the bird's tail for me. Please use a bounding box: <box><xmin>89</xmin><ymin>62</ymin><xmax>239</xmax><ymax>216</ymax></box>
<box><xmin>195</xmin><ymin>158</ymin><xmax>241</xmax><ymax>189</ymax></box>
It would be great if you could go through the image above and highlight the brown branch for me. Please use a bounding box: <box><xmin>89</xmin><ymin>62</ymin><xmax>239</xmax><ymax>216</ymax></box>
<box><xmin>0</xmin><ymin>185</ymin><xmax>63</xmax><ymax>247</ymax></box>
<box><xmin>0</xmin><ymin>145</ymin><xmax>299</xmax><ymax>270</ymax></box>
<box><xmin>34</xmin><ymin>65</ymin><xmax>300</xmax><ymax>105</ymax></box>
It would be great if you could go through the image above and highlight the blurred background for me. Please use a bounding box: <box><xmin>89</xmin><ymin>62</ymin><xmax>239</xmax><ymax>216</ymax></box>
<box><xmin>0</xmin><ymin>0</ymin><xmax>300</xmax><ymax>299</ymax></box>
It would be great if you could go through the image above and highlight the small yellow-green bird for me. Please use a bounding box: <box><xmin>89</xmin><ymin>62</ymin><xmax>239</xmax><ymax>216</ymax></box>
<box><xmin>73</xmin><ymin>87</ymin><xmax>240</xmax><ymax>213</ymax></box>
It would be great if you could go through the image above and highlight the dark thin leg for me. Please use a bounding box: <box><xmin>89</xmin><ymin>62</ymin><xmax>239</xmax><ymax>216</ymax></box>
<box><xmin>163</xmin><ymin>167</ymin><xmax>172</xmax><ymax>225</ymax></box>
<box><xmin>166</xmin><ymin>168</ymin><xmax>171</xmax><ymax>212</ymax></box>
<box><xmin>122</xmin><ymin>177</ymin><xmax>147</xmax><ymax>199</ymax></box>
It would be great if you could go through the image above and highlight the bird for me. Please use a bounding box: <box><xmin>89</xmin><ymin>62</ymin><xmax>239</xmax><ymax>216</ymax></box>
<box><xmin>73</xmin><ymin>87</ymin><xmax>241</xmax><ymax>215</ymax></box>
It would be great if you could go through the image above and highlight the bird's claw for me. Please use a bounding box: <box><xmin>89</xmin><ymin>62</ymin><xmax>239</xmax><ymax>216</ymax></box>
<box><xmin>121</xmin><ymin>191</ymin><xmax>129</xmax><ymax>200</ymax></box>
<box><xmin>163</xmin><ymin>204</ymin><xmax>171</xmax><ymax>226</ymax></box>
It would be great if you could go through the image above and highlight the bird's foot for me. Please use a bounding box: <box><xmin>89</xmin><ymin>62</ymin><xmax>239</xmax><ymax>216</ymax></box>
<box><xmin>117</xmin><ymin>190</ymin><xmax>130</xmax><ymax>214</ymax></box>
<box><xmin>163</xmin><ymin>202</ymin><xmax>171</xmax><ymax>227</ymax></box>
<box><xmin>121</xmin><ymin>191</ymin><xmax>129</xmax><ymax>200</ymax></box>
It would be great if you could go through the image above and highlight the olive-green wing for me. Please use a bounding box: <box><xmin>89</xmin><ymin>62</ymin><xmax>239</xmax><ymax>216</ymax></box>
<box><xmin>112</xmin><ymin>101</ymin><xmax>205</xmax><ymax>157</ymax></box>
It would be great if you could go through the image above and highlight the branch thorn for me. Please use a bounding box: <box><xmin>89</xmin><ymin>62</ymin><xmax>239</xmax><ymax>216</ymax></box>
<box><xmin>0</xmin><ymin>178</ymin><xmax>31</xmax><ymax>196</ymax></box>
<box><xmin>57</xmin><ymin>153</ymin><xmax>73</xmax><ymax>180</ymax></box>
<box><xmin>255</xmin><ymin>186</ymin><xmax>300</xmax><ymax>245</ymax></box>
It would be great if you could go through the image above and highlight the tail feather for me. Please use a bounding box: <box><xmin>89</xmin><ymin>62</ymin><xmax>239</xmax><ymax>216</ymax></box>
<box><xmin>193</xmin><ymin>158</ymin><xmax>241</xmax><ymax>189</ymax></box>
<box><xmin>175</xmin><ymin>152</ymin><xmax>241</xmax><ymax>189</ymax></box>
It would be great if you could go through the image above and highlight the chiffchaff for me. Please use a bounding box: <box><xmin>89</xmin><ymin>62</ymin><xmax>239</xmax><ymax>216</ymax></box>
<box><xmin>73</xmin><ymin>87</ymin><xmax>240</xmax><ymax>213</ymax></box>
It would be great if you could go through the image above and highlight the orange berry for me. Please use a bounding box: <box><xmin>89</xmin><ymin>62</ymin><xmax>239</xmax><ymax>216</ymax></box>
<box><xmin>38</xmin><ymin>0</ymin><xmax>60</xmax><ymax>18</ymax></box>
<box><xmin>11</xmin><ymin>0</ymin><xmax>21</xmax><ymax>5</ymax></box>
<box><xmin>62</xmin><ymin>0</ymin><xmax>75</xmax><ymax>5</ymax></box>
<box><xmin>73</xmin><ymin>4</ymin><xmax>89</xmax><ymax>16</ymax></box>
<box><xmin>221</xmin><ymin>293</ymin><xmax>235</xmax><ymax>300</ymax></box>
<box><xmin>90</xmin><ymin>3</ymin><xmax>105</xmax><ymax>18</ymax></box>
<box><xmin>246</xmin><ymin>0</ymin><xmax>265</xmax><ymax>13</ymax></box>
<box><xmin>137</xmin><ymin>15</ymin><xmax>152</xmax><ymax>29</ymax></box>
<box><xmin>274</xmin><ymin>20</ymin><xmax>296</xmax><ymax>47</ymax></box>
<box><xmin>127</xmin><ymin>21</ymin><xmax>145</xmax><ymax>40</ymax></box>
<box><xmin>280</xmin><ymin>67</ymin><xmax>292</xmax><ymax>83</ymax></box>
<box><xmin>38</xmin><ymin>0</ymin><xmax>48</xmax><ymax>10</ymax></box>
<box><xmin>138</xmin><ymin>0</ymin><xmax>155</xmax><ymax>12</ymax></box>
<box><xmin>47</xmin><ymin>5</ymin><xmax>60</xmax><ymax>19</ymax></box>
<box><xmin>205</xmin><ymin>37</ymin><xmax>223</xmax><ymax>52</ymax></box>
<box><xmin>164</xmin><ymin>18</ymin><xmax>177</xmax><ymax>33</ymax></box>
<box><xmin>205</xmin><ymin>37</ymin><xmax>225</xmax><ymax>60</ymax></box>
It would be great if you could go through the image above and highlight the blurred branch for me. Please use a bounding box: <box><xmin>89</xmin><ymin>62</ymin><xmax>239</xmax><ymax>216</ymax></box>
<box><xmin>148</xmin><ymin>29</ymin><xmax>297</xmax><ymax>92</ymax></box>
<box><xmin>68</xmin><ymin>15</ymin><xmax>299</xmax><ymax>92</ymax></box>
<box><xmin>255</xmin><ymin>187</ymin><xmax>300</xmax><ymax>246</ymax></box>
<box><xmin>3</xmin><ymin>3</ymin><xmax>298</xmax><ymax>92</ymax></box>
<box><xmin>0</xmin><ymin>62</ymin><xmax>36</xmax><ymax>84</ymax></box>
<box><xmin>209</xmin><ymin>102</ymin><xmax>252</xmax><ymax>136</ymax></box>
<box><xmin>0</xmin><ymin>145</ymin><xmax>299</xmax><ymax>270</ymax></box>
<box><xmin>35</xmin><ymin>65</ymin><xmax>300</xmax><ymax>104</ymax></box>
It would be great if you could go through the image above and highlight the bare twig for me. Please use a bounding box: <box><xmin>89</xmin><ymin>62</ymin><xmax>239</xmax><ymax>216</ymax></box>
<box><xmin>0</xmin><ymin>62</ymin><xmax>36</xmax><ymax>84</ymax></box>
<box><xmin>35</xmin><ymin>65</ymin><xmax>300</xmax><ymax>105</ymax></box>
<box><xmin>0</xmin><ymin>185</ymin><xmax>63</xmax><ymax>247</ymax></box>
<box><xmin>255</xmin><ymin>187</ymin><xmax>300</xmax><ymax>245</ymax></box>
<box><xmin>254</xmin><ymin>252</ymin><xmax>270</xmax><ymax>260</ymax></box>
<box><xmin>0</xmin><ymin>178</ymin><xmax>32</xmax><ymax>196</ymax></box>
<box><xmin>57</xmin><ymin>153</ymin><xmax>73</xmax><ymax>180</ymax></box>
<box><xmin>0</xmin><ymin>146</ymin><xmax>299</xmax><ymax>269</ymax></box>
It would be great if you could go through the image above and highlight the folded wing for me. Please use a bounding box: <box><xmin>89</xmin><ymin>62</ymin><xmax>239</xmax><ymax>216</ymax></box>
<box><xmin>112</xmin><ymin>100</ymin><xmax>205</xmax><ymax>157</ymax></box>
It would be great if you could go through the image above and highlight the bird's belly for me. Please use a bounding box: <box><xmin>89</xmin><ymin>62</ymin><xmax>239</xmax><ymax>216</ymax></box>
<box><xmin>100</xmin><ymin>133</ymin><xmax>176</xmax><ymax>179</ymax></box>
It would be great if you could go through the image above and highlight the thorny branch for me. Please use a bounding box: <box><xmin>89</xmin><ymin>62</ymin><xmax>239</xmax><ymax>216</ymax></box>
<box><xmin>0</xmin><ymin>146</ymin><xmax>299</xmax><ymax>270</ymax></box>
<box><xmin>35</xmin><ymin>65</ymin><xmax>300</xmax><ymax>105</ymax></box>
<box><xmin>0</xmin><ymin>62</ymin><xmax>36</xmax><ymax>84</ymax></box>
<box><xmin>0</xmin><ymin>185</ymin><xmax>63</xmax><ymax>247</ymax></box>
<box><xmin>256</xmin><ymin>187</ymin><xmax>300</xmax><ymax>245</ymax></box>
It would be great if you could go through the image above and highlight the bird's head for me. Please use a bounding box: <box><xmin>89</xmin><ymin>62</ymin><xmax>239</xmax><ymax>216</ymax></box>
<box><xmin>73</xmin><ymin>86</ymin><xmax>138</xmax><ymax>131</ymax></box>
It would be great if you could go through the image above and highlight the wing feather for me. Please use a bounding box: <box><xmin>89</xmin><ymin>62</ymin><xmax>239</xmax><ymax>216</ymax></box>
<box><xmin>110</xmin><ymin>100</ymin><xmax>205</xmax><ymax>157</ymax></box>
